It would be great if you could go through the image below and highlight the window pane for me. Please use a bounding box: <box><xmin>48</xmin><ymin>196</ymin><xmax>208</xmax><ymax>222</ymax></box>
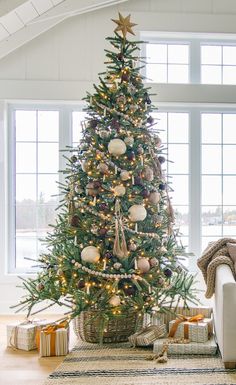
<box><xmin>168</xmin><ymin>144</ymin><xmax>188</xmax><ymax>174</ymax></box>
<box><xmin>223</xmin><ymin>176</ymin><xmax>236</xmax><ymax>205</ymax></box>
<box><xmin>168</xmin><ymin>64</ymin><xmax>189</xmax><ymax>83</ymax></box>
<box><xmin>146</xmin><ymin>44</ymin><xmax>167</xmax><ymax>63</ymax></box>
<box><xmin>223</xmin><ymin>206</ymin><xmax>236</xmax><ymax>236</ymax></box>
<box><xmin>202</xmin><ymin>206</ymin><xmax>222</xmax><ymax>235</ymax></box>
<box><xmin>38</xmin><ymin>143</ymin><xmax>59</xmax><ymax>173</ymax></box>
<box><xmin>16</xmin><ymin>143</ymin><xmax>36</xmax><ymax>173</ymax></box>
<box><xmin>146</xmin><ymin>63</ymin><xmax>167</xmax><ymax>82</ymax></box>
<box><xmin>15</xmin><ymin>110</ymin><xmax>36</xmax><ymax>142</ymax></box>
<box><xmin>223</xmin><ymin>46</ymin><xmax>236</xmax><ymax>65</ymax></box>
<box><xmin>202</xmin><ymin>145</ymin><xmax>221</xmax><ymax>174</ymax></box>
<box><xmin>16</xmin><ymin>175</ymin><xmax>36</xmax><ymax>202</ymax></box>
<box><xmin>37</xmin><ymin>204</ymin><xmax>57</xmax><ymax>230</ymax></box>
<box><xmin>168</xmin><ymin>113</ymin><xmax>189</xmax><ymax>143</ymax></box>
<box><xmin>72</xmin><ymin>112</ymin><xmax>85</xmax><ymax>144</ymax></box>
<box><xmin>38</xmin><ymin>111</ymin><xmax>59</xmax><ymax>142</ymax></box>
<box><xmin>175</xmin><ymin>206</ymin><xmax>189</xmax><ymax>235</ymax></box>
<box><xmin>15</xmin><ymin>236</ymin><xmax>37</xmax><ymax>269</ymax></box>
<box><xmin>202</xmin><ymin>176</ymin><xmax>222</xmax><ymax>205</ymax></box>
<box><xmin>153</xmin><ymin>112</ymin><xmax>167</xmax><ymax>143</ymax></box>
<box><xmin>168</xmin><ymin>44</ymin><xmax>189</xmax><ymax>64</ymax></box>
<box><xmin>223</xmin><ymin>145</ymin><xmax>236</xmax><ymax>174</ymax></box>
<box><xmin>223</xmin><ymin>114</ymin><xmax>236</xmax><ymax>143</ymax></box>
<box><xmin>201</xmin><ymin>114</ymin><xmax>222</xmax><ymax>143</ymax></box>
<box><xmin>223</xmin><ymin>66</ymin><xmax>236</xmax><ymax>84</ymax></box>
<box><xmin>38</xmin><ymin>174</ymin><xmax>58</xmax><ymax>202</ymax></box>
<box><xmin>169</xmin><ymin>175</ymin><xmax>189</xmax><ymax>205</ymax></box>
<box><xmin>16</xmin><ymin>204</ymin><xmax>36</xmax><ymax>230</ymax></box>
<box><xmin>201</xmin><ymin>65</ymin><xmax>221</xmax><ymax>84</ymax></box>
<box><xmin>201</xmin><ymin>45</ymin><xmax>222</xmax><ymax>65</ymax></box>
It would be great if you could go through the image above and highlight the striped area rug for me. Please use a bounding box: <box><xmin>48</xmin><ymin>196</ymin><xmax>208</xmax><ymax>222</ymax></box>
<box><xmin>43</xmin><ymin>341</ymin><xmax>236</xmax><ymax>385</ymax></box>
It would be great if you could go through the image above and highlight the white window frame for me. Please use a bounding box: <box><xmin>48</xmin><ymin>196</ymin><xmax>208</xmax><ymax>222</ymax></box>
<box><xmin>141</xmin><ymin>32</ymin><xmax>236</xmax><ymax>84</ymax></box>
<box><xmin>7</xmin><ymin>102</ymin><xmax>84</xmax><ymax>274</ymax></box>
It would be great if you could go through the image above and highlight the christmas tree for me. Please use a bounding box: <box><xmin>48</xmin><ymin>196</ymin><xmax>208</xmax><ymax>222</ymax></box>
<box><xmin>16</xmin><ymin>14</ymin><xmax>197</xmax><ymax>331</ymax></box>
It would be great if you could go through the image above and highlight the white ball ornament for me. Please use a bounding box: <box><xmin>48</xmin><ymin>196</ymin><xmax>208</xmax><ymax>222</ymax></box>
<box><xmin>128</xmin><ymin>205</ymin><xmax>147</xmax><ymax>222</ymax></box>
<box><xmin>114</xmin><ymin>185</ymin><xmax>126</xmax><ymax>196</ymax></box>
<box><xmin>109</xmin><ymin>295</ymin><xmax>121</xmax><ymax>307</ymax></box>
<box><xmin>124</xmin><ymin>136</ymin><xmax>134</xmax><ymax>147</ymax></box>
<box><xmin>81</xmin><ymin>246</ymin><xmax>100</xmax><ymax>264</ymax></box>
<box><xmin>137</xmin><ymin>257</ymin><xmax>150</xmax><ymax>273</ymax></box>
<box><xmin>108</xmin><ymin>139</ymin><xmax>126</xmax><ymax>156</ymax></box>
<box><xmin>120</xmin><ymin>170</ymin><xmax>130</xmax><ymax>181</ymax></box>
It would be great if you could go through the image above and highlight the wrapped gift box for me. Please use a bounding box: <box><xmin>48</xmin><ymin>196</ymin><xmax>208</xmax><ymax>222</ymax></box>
<box><xmin>144</xmin><ymin>307</ymin><xmax>213</xmax><ymax>329</ymax></box>
<box><xmin>7</xmin><ymin>320</ymin><xmax>49</xmax><ymax>351</ymax></box>
<box><xmin>36</xmin><ymin>322</ymin><xmax>69</xmax><ymax>357</ymax></box>
<box><xmin>168</xmin><ymin>317</ymin><xmax>213</xmax><ymax>343</ymax></box>
<box><xmin>129</xmin><ymin>324</ymin><xmax>167</xmax><ymax>347</ymax></box>
<box><xmin>153</xmin><ymin>336</ymin><xmax>217</xmax><ymax>355</ymax></box>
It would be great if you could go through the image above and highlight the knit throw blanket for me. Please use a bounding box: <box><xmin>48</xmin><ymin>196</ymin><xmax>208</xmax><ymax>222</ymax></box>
<box><xmin>197</xmin><ymin>238</ymin><xmax>236</xmax><ymax>298</ymax></box>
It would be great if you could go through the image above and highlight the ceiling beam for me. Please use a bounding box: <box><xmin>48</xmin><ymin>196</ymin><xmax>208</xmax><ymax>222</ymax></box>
<box><xmin>0</xmin><ymin>0</ymin><xmax>129</xmax><ymax>60</ymax></box>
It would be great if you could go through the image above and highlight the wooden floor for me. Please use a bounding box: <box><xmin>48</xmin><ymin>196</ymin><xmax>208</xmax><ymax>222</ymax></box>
<box><xmin>0</xmin><ymin>315</ymin><xmax>77</xmax><ymax>385</ymax></box>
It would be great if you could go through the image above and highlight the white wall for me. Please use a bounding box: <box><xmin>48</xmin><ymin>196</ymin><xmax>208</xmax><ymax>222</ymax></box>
<box><xmin>1</xmin><ymin>0</ymin><xmax>235</xmax><ymax>313</ymax></box>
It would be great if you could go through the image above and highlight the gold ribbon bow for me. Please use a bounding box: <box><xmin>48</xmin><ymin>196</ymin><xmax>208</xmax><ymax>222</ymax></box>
<box><xmin>168</xmin><ymin>314</ymin><xmax>204</xmax><ymax>339</ymax></box>
<box><xmin>36</xmin><ymin>321</ymin><xmax>68</xmax><ymax>356</ymax></box>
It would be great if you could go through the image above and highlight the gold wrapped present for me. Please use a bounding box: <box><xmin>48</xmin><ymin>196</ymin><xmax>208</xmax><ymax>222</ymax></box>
<box><xmin>169</xmin><ymin>314</ymin><xmax>213</xmax><ymax>343</ymax></box>
<box><xmin>36</xmin><ymin>321</ymin><xmax>69</xmax><ymax>357</ymax></box>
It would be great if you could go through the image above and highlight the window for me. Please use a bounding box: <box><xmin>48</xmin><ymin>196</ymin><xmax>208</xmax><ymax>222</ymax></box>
<box><xmin>146</xmin><ymin>43</ymin><xmax>189</xmax><ymax>83</ymax></box>
<box><xmin>153</xmin><ymin>111</ymin><xmax>189</xmax><ymax>249</ymax></box>
<box><xmin>201</xmin><ymin>112</ymin><xmax>236</xmax><ymax>250</ymax></box>
<box><xmin>142</xmin><ymin>32</ymin><xmax>236</xmax><ymax>84</ymax></box>
<box><xmin>6</xmin><ymin>103</ymin><xmax>236</xmax><ymax>274</ymax></box>
<box><xmin>201</xmin><ymin>45</ymin><xmax>236</xmax><ymax>84</ymax></box>
<box><xmin>8</xmin><ymin>105</ymin><xmax>85</xmax><ymax>273</ymax></box>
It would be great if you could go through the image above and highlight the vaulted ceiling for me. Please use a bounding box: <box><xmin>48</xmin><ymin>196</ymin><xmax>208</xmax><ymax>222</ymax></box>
<box><xmin>0</xmin><ymin>0</ymin><xmax>129</xmax><ymax>60</ymax></box>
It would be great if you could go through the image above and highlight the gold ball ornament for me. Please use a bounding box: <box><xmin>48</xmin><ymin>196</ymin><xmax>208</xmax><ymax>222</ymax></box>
<box><xmin>109</xmin><ymin>295</ymin><xmax>121</xmax><ymax>307</ymax></box>
<box><xmin>124</xmin><ymin>136</ymin><xmax>134</xmax><ymax>147</ymax></box>
<box><xmin>97</xmin><ymin>162</ymin><xmax>109</xmax><ymax>174</ymax></box>
<box><xmin>81</xmin><ymin>246</ymin><xmax>100</xmax><ymax>263</ymax></box>
<box><xmin>99</xmin><ymin>130</ymin><xmax>110</xmax><ymax>139</ymax></box>
<box><xmin>81</xmin><ymin>160</ymin><xmax>90</xmax><ymax>172</ymax></box>
<box><xmin>120</xmin><ymin>170</ymin><xmax>130</xmax><ymax>181</ymax></box>
<box><xmin>148</xmin><ymin>191</ymin><xmax>160</xmax><ymax>204</ymax></box>
<box><xmin>86</xmin><ymin>182</ymin><xmax>100</xmax><ymax>196</ymax></box>
<box><xmin>150</xmin><ymin>258</ymin><xmax>159</xmax><ymax>267</ymax></box>
<box><xmin>143</xmin><ymin>166</ymin><xmax>154</xmax><ymax>182</ymax></box>
<box><xmin>128</xmin><ymin>205</ymin><xmax>147</xmax><ymax>222</ymax></box>
<box><xmin>108</xmin><ymin>139</ymin><xmax>126</xmax><ymax>156</ymax></box>
<box><xmin>137</xmin><ymin>257</ymin><xmax>150</xmax><ymax>273</ymax></box>
<box><xmin>129</xmin><ymin>242</ymin><xmax>137</xmax><ymax>251</ymax></box>
<box><xmin>114</xmin><ymin>185</ymin><xmax>126</xmax><ymax>196</ymax></box>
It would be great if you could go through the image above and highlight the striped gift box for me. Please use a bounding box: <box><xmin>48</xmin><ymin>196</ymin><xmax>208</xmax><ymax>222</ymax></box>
<box><xmin>153</xmin><ymin>336</ymin><xmax>217</xmax><ymax>355</ymax></box>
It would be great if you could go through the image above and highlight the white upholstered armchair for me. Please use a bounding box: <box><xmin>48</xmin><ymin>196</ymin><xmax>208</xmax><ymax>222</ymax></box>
<box><xmin>214</xmin><ymin>264</ymin><xmax>236</xmax><ymax>368</ymax></box>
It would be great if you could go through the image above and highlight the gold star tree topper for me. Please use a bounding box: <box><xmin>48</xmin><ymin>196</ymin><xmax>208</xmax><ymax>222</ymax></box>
<box><xmin>112</xmin><ymin>13</ymin><xmax>137</xmax><ymax>38</ymax></box>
